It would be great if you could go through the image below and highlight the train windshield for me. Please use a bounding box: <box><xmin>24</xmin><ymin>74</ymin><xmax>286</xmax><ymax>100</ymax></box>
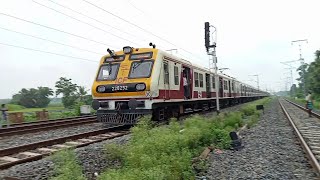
<box><xmin>97</xmin><ymin>64</ymin><xmax>119</xmax><ymax>81</ymax></box>
<box><xmin>129</xmin><ymin>60</ymin><xmax>153</xmax><ymax>78</ymax></box>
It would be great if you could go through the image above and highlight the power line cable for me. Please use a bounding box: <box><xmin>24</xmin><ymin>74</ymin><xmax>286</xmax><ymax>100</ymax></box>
<box><xmin>0</xmin><ymin>13</ymin><xmax>117</xmax><ymax>49</ymax></box>
<box><xmin>127</xmin><ymin>0</ymin><xmax>146</xmax><ymax>15</ymax></box>
<box><xmin>81</xmin><ymin>0</ymin><xmax>204</xmax><ymax>60</ymax></box>
<box><xmin>33</xmin><ymin>0</ymin><xmax>140</xmax><ymax>46</ymax></box>
<box><xmin>0</xmin><ymin>26</ymin><xmax>104</xmax><ymax>55</ymax></box>
<box><xmin>0</xmin><ymin>42</ymin><xmax>98</xmax><ymax>63</ymax></box>
<box><xmin>45</xmin><ymin>0</ymin><xmax>141</xmax><ymax>40</ymax></box>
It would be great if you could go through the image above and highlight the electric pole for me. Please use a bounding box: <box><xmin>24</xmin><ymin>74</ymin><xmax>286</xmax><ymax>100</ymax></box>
<box><xmin>291</xmin><ymin>39</ymin><xmax>308</xmax><ymax>95</ymax></box>
<box><xmin>249</xmin><ymin>74</ymin><xmax>259</xmax><ymax>90</ymax></box>
<box><xmin>204</xmin><ymin>22</ymin><xmax>219</xmax><ymax>114</ymax></box>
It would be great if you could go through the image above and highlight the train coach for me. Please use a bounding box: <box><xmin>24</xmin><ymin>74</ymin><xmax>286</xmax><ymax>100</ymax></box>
<box><xmin>91</xmin><ymin>45</ymin><xmax>268</xmax><ymax>125</ymax></box>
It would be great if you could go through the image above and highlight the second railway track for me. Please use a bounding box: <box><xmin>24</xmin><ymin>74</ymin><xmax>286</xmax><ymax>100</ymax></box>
<box><xmin>279</xmin><ymin>98</ymin><xmax>320</xmax><ymax>176</ymax></box>
<box><xmin>0</xmin><ymin>115</ymin><xmax>97</xmax><ymax>137</ymax></box>
<box><xmin>0</xmin><ymin>125</ymin><xmax>130</xmax><ymax>170</ymax></box>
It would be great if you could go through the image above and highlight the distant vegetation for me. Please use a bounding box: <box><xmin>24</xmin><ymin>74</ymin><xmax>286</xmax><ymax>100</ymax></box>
<box><xmin>0</xmin><ymin>99</ymin><xmax>11</xmax><ymax>104</ymax></box>
<box><xmin>11</xmin><ymin>87</ymin><xmax>53</xmax><ymax>108</ymax></box>
<box><xmin>8</xmin><ymin>77</ymin><xmax>92</xmax><ymax>109</ymax></box>
<box><xmin>294</xmin><ymin>50</ymin><xmax>320</xmax><ymax>100</ymax></box>
<box><xmin>2</xmin><ymin>77</ymin><xmax>93</xmax><ymax>122</ymax></box>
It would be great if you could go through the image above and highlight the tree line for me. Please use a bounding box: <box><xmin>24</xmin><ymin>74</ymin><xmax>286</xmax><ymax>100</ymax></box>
<box><xmin>294</xmin><ymin>50</ymin><xmax>320</xmax><ymax>100</ymax></box>
<box><xmin>11</xmin><ymin>77</ymin><xmax>92</xmax><ymax>108</ymax></box>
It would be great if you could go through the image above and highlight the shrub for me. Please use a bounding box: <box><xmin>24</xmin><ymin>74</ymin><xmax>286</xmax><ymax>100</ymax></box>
<box><xmin>100</xmin><ymin>115</ymin><xmax>232</xmax><ymax>180</ymax></box>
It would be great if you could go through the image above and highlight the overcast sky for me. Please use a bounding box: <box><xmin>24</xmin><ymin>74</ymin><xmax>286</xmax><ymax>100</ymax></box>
<box><xmin>0</xmin><ymin>0</ymin><xmax>319</xmax><ymax>98</ymax></box>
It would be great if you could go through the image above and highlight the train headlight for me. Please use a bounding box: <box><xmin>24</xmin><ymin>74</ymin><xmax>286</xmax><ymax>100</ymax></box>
<box><xmin>97</xmin><ymin>85</ymin><xmax>106</xmax><ymax>93</ymax></box>
<box><xmin>135</xmin><ymin>83</ymin><xmax>146</xmax><ymax>91</ymax></box>
<box><xmin>123</xmin><ymin>46</ymin><xmax>133</xmax><ymax>54</ymax></box>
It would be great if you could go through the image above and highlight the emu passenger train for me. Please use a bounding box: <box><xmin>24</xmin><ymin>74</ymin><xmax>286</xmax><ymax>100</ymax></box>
<box><xmin>91</xmin><ymin>45</ymin><xmax>268</xmax><ymax>124</ymax></box>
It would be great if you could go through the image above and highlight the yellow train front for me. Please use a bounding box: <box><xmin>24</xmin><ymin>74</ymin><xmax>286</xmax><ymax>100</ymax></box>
<box><xmin>92</xmin><ymin>46</ymin><xmax>161</xmax><ymax>124</ymax></box>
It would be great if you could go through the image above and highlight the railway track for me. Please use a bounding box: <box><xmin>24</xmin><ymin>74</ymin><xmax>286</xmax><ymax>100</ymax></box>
<box><xmin>0</xmin><ymin>115</ymin><xmax>97</xmax><ymax>137</ymax></box>
<box><xmin>0</xmin><ymin>125</ymin><xmax>130</xmax><ymax>170</ymax></box>
<box><xmin>279</xmin><ymin>99</ymin><xmax>320</xmax><ymax>177</ymax></box>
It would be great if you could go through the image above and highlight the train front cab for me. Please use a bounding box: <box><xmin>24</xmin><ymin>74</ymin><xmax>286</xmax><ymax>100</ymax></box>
<box><xmin>91</xmin><ymin>47</ymin><xmax>160</xmax><ymax>125</ymax></box>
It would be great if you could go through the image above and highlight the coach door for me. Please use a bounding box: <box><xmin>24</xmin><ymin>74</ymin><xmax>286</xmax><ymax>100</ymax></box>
<box><xmin>228</xmin><ymin>81</ymin><xmax>232</xmax><ymax>97</ymax></box>
<box><xmin>182</xmin><ymin>66</ymin><xmax>192</xmax><ymax>99</ymax></box>
<box><xmin>163</xmin><ymin>61</ymin><xmax>170</xmax><ymax>99</ymax></box>
<box><xmin>205</xmin><ymin>73</ymin><xmax>211</xmax><ymax>98</ymax></box>
<box><xmin>219</xmin><ymin>77</ymin><xmax>223</xmax><ymax>97</ymax></box>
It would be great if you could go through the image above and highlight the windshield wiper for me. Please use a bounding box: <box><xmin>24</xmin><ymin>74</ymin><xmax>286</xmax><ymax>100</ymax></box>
<box><xmin>106</xmin><ymin>63</ymin><xmax>112</xmax><ymax>75</ymax></box>
<box><xmin>132</xmin><ymin>62</ymin><xmax>142</xmax><ymax>72</ymax></box>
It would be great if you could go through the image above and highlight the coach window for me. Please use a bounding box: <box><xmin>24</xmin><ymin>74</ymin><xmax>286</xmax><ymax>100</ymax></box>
<box><xmin>174</xmin><ymin>66</ymin><xmax>179</xmax><ymax>85</ymax></box>
<box><xmin>212</xmin><ymin>75</ymin><xmax>215</xmax><ymax>89</ymax></box>
<box><xmin>199</xmin><ymin>73</ymin><xmax>204</xmax><ymax>88</ymax></box>
<box><xmin>224</xmin><ymin>80</ymin><xmax>228</xmax><ymax>90</ymax></box>
<box><xmin>194</xmin><ymin>72</ymin><xmax>199</xmax><ymax>87</ymax></box>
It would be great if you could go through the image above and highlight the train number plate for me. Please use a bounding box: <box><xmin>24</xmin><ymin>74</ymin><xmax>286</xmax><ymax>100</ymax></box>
<box><xmin>111</xmin><ymin>85</ymin><xmax>128</xmax><ymax>91</ymax></box>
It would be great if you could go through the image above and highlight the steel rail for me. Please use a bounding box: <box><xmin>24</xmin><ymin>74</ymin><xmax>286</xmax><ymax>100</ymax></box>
<box><xmin>0</xmin><ymin>116</ymin><xmax>97</xmax><ymax>137</ymax></box>
<box><xmin>0</xmin><ymin>125</ymin><xmax>129</xmax><ymax>170</ymax></box>
<box><xmin>284</xmin><ymin>99</ymin><xmax>320</xmax><ymax>119</ymax></box>
<box><xmin>0</xmin><ymin>125</ymin><xmax>128</xmax><ymax>157</ymax></box>
<box><xmin>279</xmin><ymin>99</ymin><xmax>320</xmax><ymax>176</ymax></box>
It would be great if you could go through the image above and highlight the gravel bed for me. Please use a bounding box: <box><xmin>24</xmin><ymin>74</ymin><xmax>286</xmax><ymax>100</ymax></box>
<box><xmin>0</xmin><ymin>134</ymin><xmax>131</xmax><ymax>180</ymax></box>
<box><xmin>0</xmin><ymin>123</ymin><xmax>106</xmax><ymax>149</ymax></box>
<box><xmin>201</xmin><ymin>98</ymin><xmax>318</xmax><ymax>180</ymax></box>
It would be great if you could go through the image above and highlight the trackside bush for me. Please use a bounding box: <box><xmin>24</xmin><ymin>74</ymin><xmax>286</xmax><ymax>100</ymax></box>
<box><xmin>99</xmin><ymin>115</ymin><xmax>232</xmax><ymax>180</ymax></box>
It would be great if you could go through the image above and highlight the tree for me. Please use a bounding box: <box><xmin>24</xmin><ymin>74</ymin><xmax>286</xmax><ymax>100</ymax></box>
<box><xmin>37</xmin><ymin>87</ymin><xmax>54</xmax><ymax>107</ymax></box>
<box><xmin>55</xmin><ymin>77</ymin><xmax>79</xmax><ymax>108</ymax></box>
<box><xmin>11</xmin><ymin>87</ymin><xmax>53</xmax><ymax>108</ymax></box>
<box><xmin>296</xmin><ymin>49</ymin><xmax>320</xmax><ymax>100</ymax></box>
<box><xmin>77</xmin><ymin>86</ymin><xmax>88</xmax><ymax>102</ymax></box>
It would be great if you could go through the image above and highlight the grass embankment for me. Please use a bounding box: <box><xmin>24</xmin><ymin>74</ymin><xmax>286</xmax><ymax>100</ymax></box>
<box><xmin>289</xmin><ymin>97</ymin><xmax>320</xmax><ymax>110</ymax></box>
<box><xmin>50</xmin><ymin>97</ymin><xmax>271</xmax><ymax>180</ymax></box>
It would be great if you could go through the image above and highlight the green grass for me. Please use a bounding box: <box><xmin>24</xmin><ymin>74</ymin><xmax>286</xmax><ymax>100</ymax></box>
<box><xmin>7</xmin><ymin>104</ymin><xmax>26</xmax><ymax>111</ymax></box>
<box><xmin>239</xmin><ymin>97</ymin><xmax>271</xmax><ymax>128</ymax></box>
<box><xmin>50</xmin><ymin>149</ymin><xmax>86</xmax><ymax>180</ymax></box>
<box><xmin>99</xmin><ymin>116</ymin><xmax>232</xmax><ymax>180</ymax></box>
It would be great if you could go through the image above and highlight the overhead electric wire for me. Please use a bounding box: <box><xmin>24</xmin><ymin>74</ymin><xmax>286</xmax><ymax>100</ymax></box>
<box><xmin>0</xmin><ymin>42</ymin><xmax>98</xmax><ymax>63</ymax></box>
<box><xmin>0</xmin><ymin>26</ymin><xmax>104</xmax><ymax>55</ymax></box>
<box><xmin>0</xmin><ymin>13</ymin><xmax>117</xmax><ymax>49</ymax></box>
<box><xmin>127</xmin><ymin>0</ymin><xmax>146</xmax><ymax>15</ymax></box>
<box><xmin>45</xmin><ymin>0</ymin><xmax>141</xmax><ymax>39</ymax></box>
<box><xmin>33</xmin><ymin>0</ymin><xmax>140</xmax><ymax>46</ymax></box>
<box><xmin>81</xmin><ymin>0</ymin><xmax>204</xmax><ymax>60</ymax></box>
